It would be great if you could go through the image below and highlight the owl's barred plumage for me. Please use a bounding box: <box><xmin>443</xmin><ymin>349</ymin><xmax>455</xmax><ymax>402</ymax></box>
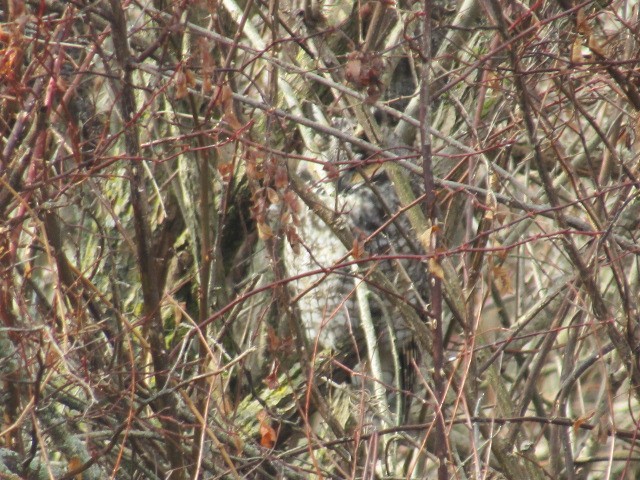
<box><xmin>285</xmin><ymin>164</ymin><xmax>428</xmax><ymax>365</ymax></box>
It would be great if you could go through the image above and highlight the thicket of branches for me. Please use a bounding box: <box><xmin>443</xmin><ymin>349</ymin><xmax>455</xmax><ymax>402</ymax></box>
<box><xmin>1</xmin><ymin>0</ymin><xmax>640</xmax><ymax>478</ymax></box>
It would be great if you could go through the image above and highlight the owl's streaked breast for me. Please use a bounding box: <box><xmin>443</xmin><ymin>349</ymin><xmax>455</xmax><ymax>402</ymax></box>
<box><xmin>285</xmin><ymin>173</ymin><xmax>426</xmax><ymax>351</ymax></box>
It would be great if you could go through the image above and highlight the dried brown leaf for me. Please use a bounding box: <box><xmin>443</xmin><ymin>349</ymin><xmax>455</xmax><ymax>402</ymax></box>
<box><xmin>428</xmin><ymin>257</ymin><xmax>444</xmax><ymax>280</ymax></box>
<box><xmin>257</xmin><ymin>221</ymin><xmax>273</xmax><ymax>240</ymax></box>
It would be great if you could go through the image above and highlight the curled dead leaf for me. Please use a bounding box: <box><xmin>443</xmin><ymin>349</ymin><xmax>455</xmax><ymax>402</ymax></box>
<box><xmin>571</xmin><ymin>37</ymin><xmax>583</xmax><ymax>64</ymax></box>
<box><xmin>352</xmin><ymin>235</ymin><xmax>365</xmax><ymax>259</ymax></box>
<box><xmin>587</xmin><ymin>35</ymin><xmax>606</xmax><ymax>57</ymax></box>
<box><xmin>419</xmin><ymin>226</ymin><xmax>439</xmax><ymax>251</ymax></box>
<box><xmin>573</xmin><ymin>411</ymin><xmax>595</xmax><ymax>433</ymax></box>
<box><xmin>257</xmin><ymin>221</ymin><xmax>273</xmax><ymax>240</ymax></box>
<box><xmin>266</xmin><ymin>187</ymin><xmax>280</xmax><ymax>205</ymax></box>
<box><xmin>428</xmin><ymin>257</ymin><xmax>444</xmax><ymax>280</ymax></box>
<box><xmin>345</xmin><ymin>51</ymin><xmax>384</xmax><ymax>89</ymax></box>
<box><xmin>274</xmin><ymin>165</ymin><xmax>288</xmax><ymax>189</ymax></box>
<box><xmin>263</xmin><ymin>359</ymin><xmax>280</xmax><ymax>389</ymax></box>
<box><xmin>213</xmin><ymin>85</ymin><xmax>242</xmax><ymax>130</ymax></box>
<box><xmin>492</xmin><ymin>265</ymin><xmax>513</xmax><ymax>295</ymax></box>
<box><xmin>174</xmin><ymin>70</ymin><xmax>188</xmax><ymax>100</ymax></box>
<box><xmin>67</xmin><ymin>457</ymin><xmax>84</xmax><ymax>479</ymax></box>
<box><xmin>286</xmin><ymin>226</ymin><xmax>301</xmax><ymax>255</ymax></box>
<box><xmin>257</xmin><ymin>410</ymin><xmax>277</xmax><ymax>448</ymax></box>
<box><xmin>575</xmin><ymin>8</ymin><xmax>592</xmax><ymax>35</ymax></box>
<box><xmin>218</xmin><ymin>163</ymin><xmax>234</xmax><ymax>182</ymax></box>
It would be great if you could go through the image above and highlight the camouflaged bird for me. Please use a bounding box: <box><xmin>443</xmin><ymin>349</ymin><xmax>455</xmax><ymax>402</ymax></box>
<box><xmin>284</xmin><ymin>142</ymin><xmax>428</xmax><ymax>366</ymax></box>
